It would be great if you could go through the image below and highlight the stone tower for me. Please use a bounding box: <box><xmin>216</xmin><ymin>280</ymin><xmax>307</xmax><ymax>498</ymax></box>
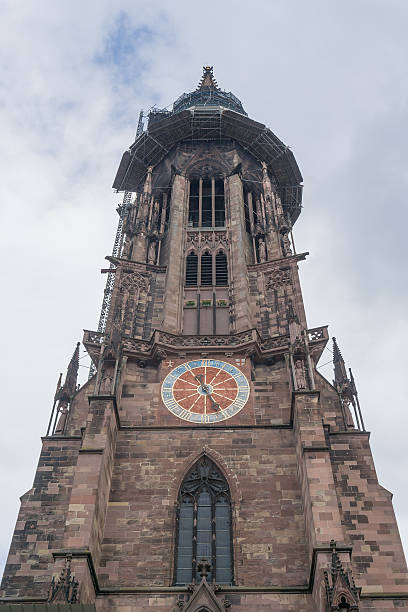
<box><xmin>1</xmin><ymin>67</ymin><xmax>407</xmax><ymax>611</ymax></box>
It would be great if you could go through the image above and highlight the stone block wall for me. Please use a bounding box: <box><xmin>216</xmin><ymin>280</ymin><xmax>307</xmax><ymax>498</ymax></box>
<box><xmin>0</xmin><ymin>439</ymin><xmax>80</xmax><ymax>598</ymax></box>
<box><xmin>330</xmin><ymin>432</ymin><xmax>408</xmax><ymax>594</ymax></box>
<box><xmin>97</xmin><ymin>429</ymin><xmax>310</xmax><ymax>588</ymax></box>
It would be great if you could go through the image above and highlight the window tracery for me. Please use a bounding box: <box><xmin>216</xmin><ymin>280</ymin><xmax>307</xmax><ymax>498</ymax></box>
<box><xmin>175</xmin><ymin>456</ymin><xmax>233</xmax><ymax>586</ymax></box>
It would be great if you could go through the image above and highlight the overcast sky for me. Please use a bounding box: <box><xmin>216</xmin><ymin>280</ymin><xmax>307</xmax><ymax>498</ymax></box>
<box><xmin>1</xmin><ymin>0</ymin><xmax>407</xmax><ymax>580</ymax></box>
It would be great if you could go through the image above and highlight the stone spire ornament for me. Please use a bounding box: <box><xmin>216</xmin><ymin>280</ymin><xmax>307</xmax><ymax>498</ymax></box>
<box><xmin>333</xmin><ymin>336</ymin><xmax>348</xmax><ymax>387</ymax></box>
<box><xmin>197</xmin><ymin>65</ymin><xmax>219</xmax><ymax>90</ymax></box>
<box><xmin>54</xmin><ymin>342</ymin><xmax>80</xmax><ymax>434</ymax></box>
<box><xmin>324</xmin><ymin>540</ymin><xmax>360</xmax><ymax>610</ymax></box>
<box><xmin>47</xmin><ymin>554</ymin><xmax>79</xmax><ymax>604</ymax></box>
<box><xmin>332</xmin><ymin>337</ymin><xmax>366</xmax><ymax>431</ymax></box>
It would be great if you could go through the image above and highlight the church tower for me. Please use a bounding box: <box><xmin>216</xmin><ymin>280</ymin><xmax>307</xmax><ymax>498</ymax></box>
<box><xmin>1</xmin><ymin>67</ymin><xmax>407</xmax><ymax>611</ymax></box>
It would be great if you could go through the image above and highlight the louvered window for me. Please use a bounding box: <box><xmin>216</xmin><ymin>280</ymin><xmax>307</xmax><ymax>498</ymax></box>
<box><xmin>175</xmin><ymin>456</ymin><xmax>233</xmax><ymax>585</ymax></box>
<box><xmin>185</xmin><ymin>252</ymin><xmax>198</xmax><ymax>286</ymax></box>
<box><xmin>215</xmin><ymin>251</ymin><xmax>228</xmax><ymax>286</ymax></box>
<box><xmin>200</xmin><ymin>251</ymin><xmax>213</xmax><ymax>286</ymax></box>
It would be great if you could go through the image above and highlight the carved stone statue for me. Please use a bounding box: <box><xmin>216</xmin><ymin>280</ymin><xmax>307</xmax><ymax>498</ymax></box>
<box><xmin>100</xmin><ymin>369</ymin><xmax>114</xmax><ymax>395</ymax></box>
<box><xmin>282</xmin><ymin>231</ymin><xmax>292</xmax><ymax>256</ymax></box>
<box><xmin>148</xmin><ymin>241</ymin><xmax>157</xmax><ymax>265</ymax></box>
<box><xmin>258</xmin><ymin>238</ymin><xmax>267</xmax><ymax>263</ymax></box>
<box><xmin>122</xmin><ymin>236</ymin><xmax>132</xmax><ymax>259</ymax></box>
<box><xmin>152</xmin><ymin>200</ymin><xmax>160</xmax><ymax>230</ymax></box>
<box><xmin>294</xmin><ymin>359</ymin><xmax>307</xmax><ymax>390</ymax></box>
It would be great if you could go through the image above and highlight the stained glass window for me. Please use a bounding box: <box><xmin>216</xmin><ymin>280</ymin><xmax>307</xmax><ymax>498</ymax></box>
<box><xmin>175</xmin><ymin>456</ymin><xmax>233</xmax><ymax>585</ymax></box>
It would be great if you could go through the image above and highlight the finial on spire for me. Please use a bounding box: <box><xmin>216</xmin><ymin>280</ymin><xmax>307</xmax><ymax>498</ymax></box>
<box><xmin>197</xmin><ymin>66</ymin><xmax>219</xmax><ymax>90</ymax></box>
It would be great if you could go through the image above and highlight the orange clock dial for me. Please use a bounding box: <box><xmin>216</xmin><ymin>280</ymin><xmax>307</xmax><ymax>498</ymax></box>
<box><xmin>161</xmin><ymin>359</ymin><xmax>250</xmax><ymax>423</ymax></box>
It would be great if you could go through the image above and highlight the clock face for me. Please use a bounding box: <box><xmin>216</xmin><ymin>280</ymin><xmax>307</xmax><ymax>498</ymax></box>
<box><xmin>161</xmin><ymin>359</ymin><xmax>250</xmax><ymax>423</ymax></box>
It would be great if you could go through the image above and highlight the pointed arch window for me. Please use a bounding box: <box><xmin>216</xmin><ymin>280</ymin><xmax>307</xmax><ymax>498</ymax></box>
<box><xmin>215</xmin><ymin>251</ymin><xmax>228</xmax><ymax>286</ymax></box>
<box><xmin>175</xmin><ymin>456</ymin><xmax>233</xmax><ymax>585</ymax></box>
<box><xmin>200</xmin><ymin>251</ymin><xmax>213</xmax><ymax>286</ymax></box>
<box><xmin>186</xmin><ymin>251</ymin><xmax>198</xmax><ymax>286</ymax></box>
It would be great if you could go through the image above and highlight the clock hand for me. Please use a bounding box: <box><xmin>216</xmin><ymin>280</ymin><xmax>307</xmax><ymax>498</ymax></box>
<box><xmin>194</xmin><ymin>373</ymin><xmax>211</xmax><ymax>393</ymax></box>
<box><xmin>206</xmin><ymin>392</ymin><xmax>220</xmax><ymax>412</ymax></box>
<box><xmin>193</xmin><ymin>373</ymin><xmax>220</xmax><ymax>410</ymax></box>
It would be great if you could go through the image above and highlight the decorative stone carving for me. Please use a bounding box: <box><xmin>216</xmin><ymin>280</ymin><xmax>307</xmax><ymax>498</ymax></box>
<box><xmin>120</xmin><ymin>271</ymin><xmax>150</xmax><ymax>292</ymax></box>
<box><xmin>158</xmin><ymin>331</ymin><xmax>252</xmax><ymax>347</ymax></box>
<box><xmin>47</xmin><ymin>554</ymin><xmax>79</xmax><ymax>604</ymax></box>
<box><xmin>265</xmin><ymin>267</ymin><xmax>292</xmax><ymax>289</ymax></box>
<box><xmin>214</xmin><ymin>231</ymin><xmax>228</xmax><ymax>245</ymax></box>
<box><xmin>324</xmin><ymin>540</ymin><xmax>360</xmax><ymax>611</ymax></box>
<box><xmin>281</xmin><ymin>229</ymin><xmax>293</xmax><ymax>257</ymax></box>
<box><xmin>147</xmin><ymin>240</ymin><xmax>157</xmax><ymax>265</ymax></box>
<box><xmin>258</xmin><ymin>237</ymin><xmax>267</xmax><ymax>263</ymax></box>
<box><xmin>187</xmin><ymin>232</ymin><xmax>199</xmax><ymax>244</ymax></box>
<box><xmin>294</xmin><ymin>358</ymin><xmax>307</xmax><ymax>390</ymax></box>
<box><xmin>100</xmin><ymin>368</ymin><xmax>114</xmax><ymax>395</ymax></box>
<box><xmin>151</xmin><ymin>200</ymin><xmax>160</xmax><ymax>230</ymax></box>
<box><xmin>261</xmin><ymin>335</ymin><xmax>289</xmax><ymax>350</ymax></box>
<box><xmin>122</xmin><ymin>338</ymin><xmax>151</xmax><ymax>353</ymax></box>
<box><xmin>174</xmin><ymin>557</ymin><xmax>232</xmax><ymax>612</ymax></box>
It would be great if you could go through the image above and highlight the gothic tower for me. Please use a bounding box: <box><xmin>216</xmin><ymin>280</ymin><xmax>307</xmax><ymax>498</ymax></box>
<box><xmin>1</xmin><ymin>67</ymin><xmax>407</xmax><ymax>611</ymax></box>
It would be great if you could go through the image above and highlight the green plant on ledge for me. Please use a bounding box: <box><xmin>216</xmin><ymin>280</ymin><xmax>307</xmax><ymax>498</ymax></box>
<box><xmin>201</xmin><ymin>300</ymin><xmax>212</xmax><ymax>307</ymax></box>
<box><xmin>216</xmin><ymin>299</ymin><xmax>228</xmax><ymax>307</ymax></box>
<box><xmin>185</xmin><ymin>300</ymin><xmax>196</xmax><ymax>308</ymax></box>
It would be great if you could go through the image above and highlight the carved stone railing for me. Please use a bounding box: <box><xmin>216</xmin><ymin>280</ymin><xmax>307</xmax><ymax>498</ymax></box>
<box><xmin>83</xmin><ymin>326</ymin><xmax>329</xmax><ymax>365</ymax></box>
<box><xmin>260</xmin><ymin>335</ymin><xmax>290</xmax><ymax>351</ymax></box>
<box><xmin>154</xmin><ymin>329</ymin><xmax>255</xmax><ymax>348</ymax></box>
<box><xmin>308</xmin><ymin>326</ymin><xmax>329</xmax><ymax>343</ymax></box>
<box><xmin>83</xmin><ymin>330</ymin><xmax>105</xmax><ymax>345</ymax></box>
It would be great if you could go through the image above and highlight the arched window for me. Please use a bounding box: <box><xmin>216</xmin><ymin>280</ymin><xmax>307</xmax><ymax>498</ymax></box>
<box><xmin>185</xmin><ymin>252</ymin><xmax>198</xmax><ymax>286</ymax></box>
<box><xmin>175</xmin><ymin>456</ymin><xmax>233</xmax><ymax>585</ymax></box>
<box><xmin>215</xmin><ymin>251</ymin><xmax>228</xmax><ymax>286</ymax></box>
<box><xmin>200</xmin><ymin>251</ymin><xmax>213</xmax><ymax>286</ymax></box>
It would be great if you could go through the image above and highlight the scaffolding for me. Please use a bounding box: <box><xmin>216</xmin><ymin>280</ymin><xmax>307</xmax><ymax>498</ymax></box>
<box><xmin>113</xmin><ymin>107</ymin><xmax>303</xmax><ymax>223</ymax></box>
<box><xmin>88</xmin><ymin>191</ymin><xmax>133</xmax><ymax>379</ymax></box>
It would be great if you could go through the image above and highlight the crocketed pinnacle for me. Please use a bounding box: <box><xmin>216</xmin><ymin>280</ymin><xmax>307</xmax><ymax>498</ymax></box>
<box><xmin>57</xmin><ymin>342</ymin><xmax>80</xmax><ymax>403</ymax></box>
<box><xmin>333</xmin><ymin>337</ymin><xmax>348</xmax><ymax>386</ymax></box>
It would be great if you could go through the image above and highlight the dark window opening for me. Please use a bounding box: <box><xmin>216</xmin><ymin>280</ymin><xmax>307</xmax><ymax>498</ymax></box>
<box><xmin>244</xmin><ymin>192</ymin><xmax>251</xmax><ymax>234</ymax></box>
<box><xmin>185</xmin><ymin>252</ymin><xmax>198</xmax><ymax>286</ymax></box>
<box><xmin>175</xmin><ymin>456</ymin><xmax>233</xmax><ymax>585</ymax></box>
<box><xmin>202</xmin><ymin>178</ymin><xmax>212</xmax><ymax>227</ymax></box>
<box><xmin>214</xmin><ymin>179</ymin><xmax>225</xmax><ymax>227</ymax></box>
<box><xmin>216</xmin><ymin>251</ymin><xmax>228</xmax><ymax>286</ymax></box>
<box><xmin>188</xmin><ymin>179</ymin><xmax>199</xmax><ymax>227</ymax></box>
<box><xmin>188</xmin><ymin>177</ymin><xmax>225</xmax><ymax>228</ymax></box>
<box><xmin>201</xmin><ymin>251</ymin><xmax>213</xmax><ymax>286</ymax></box>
